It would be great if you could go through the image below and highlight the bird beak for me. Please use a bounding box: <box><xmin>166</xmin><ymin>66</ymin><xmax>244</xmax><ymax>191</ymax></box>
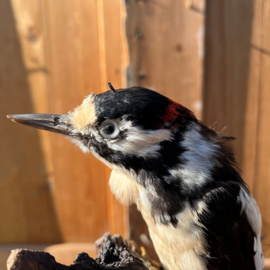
<box><xmin>7</xmin><ymin>114</ymin><xmax>72</xmax><ymax>136</ymax></box>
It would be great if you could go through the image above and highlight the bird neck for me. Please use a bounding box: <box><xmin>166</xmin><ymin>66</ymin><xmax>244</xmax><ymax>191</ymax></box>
<box><xmin>134</xmin><ymin>122</ymin><xmax>245</xmax><ymax>225</ymax></box>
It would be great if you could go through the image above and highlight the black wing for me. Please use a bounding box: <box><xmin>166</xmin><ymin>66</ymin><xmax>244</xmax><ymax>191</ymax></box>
<box><xmin>197</xmin><ymin>182</ymin><xmax>258</xmax><ymax>270</ymax></box>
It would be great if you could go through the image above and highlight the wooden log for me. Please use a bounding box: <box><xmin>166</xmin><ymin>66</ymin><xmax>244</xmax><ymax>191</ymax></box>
<box><xmin>6</xmin><ymin>234</ymin><xmax>161</xmax><ymax>270</ymax></box>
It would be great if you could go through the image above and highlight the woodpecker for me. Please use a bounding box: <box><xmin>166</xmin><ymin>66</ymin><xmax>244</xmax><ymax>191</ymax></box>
<box><xmin>8</xmin><ymin>86</ymin><xmax>264</xmax><ymax>270</ymax></box>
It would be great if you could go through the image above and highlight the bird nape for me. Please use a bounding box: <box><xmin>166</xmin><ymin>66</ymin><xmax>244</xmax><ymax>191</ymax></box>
<box><xmin>7</xmin><ymin>86</ymin><xmax>264</xmax><ymax>270</ymax></box>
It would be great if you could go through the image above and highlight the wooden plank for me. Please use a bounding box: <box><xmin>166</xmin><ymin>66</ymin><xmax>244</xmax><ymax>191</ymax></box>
<box><xmin>252</xmin><ymin>0</ymin><xmax>270</xmax><ymax>257</ymax></box>
<box><xmin>241</xmin><ymin>1</ymin><xmax>263</xmax><ymax>193</ymax></box>
<box><xmin>0</xmin><ymin>0</ymin><xmax>61</xmax><ymax>243</ymax></box>
<box><xmin>126</xmin><ymin>0</ymin><xmax>205</xmax><ymax>118</ymax></box>
<box><xmin>41</xmin><ymin>0</ymin><xmax>127</xmax><ymax>242</ymax></box>
<box><xmin>203</xmin><ymin>0</ymin><xmax>270</xmax><ymax>257</ymax></box>
<box><xmin>99</xmin><ymin>0</ymin><xmax>129</xmax><ymax>237</ymax></box>
<box><xmin>126</xmin><ymin>0</ymin><xmax>205</xmax><ymax>259</ymax></box>
<box><xmin>41</xmin><ymin>0</ymin><xmax>109</xmax><ymax>242</ymax></box>
<box><xmin>0</xmin><ymin>244</ymin><xmax>50</xmax><ymax>270</ymax></box>
<box><xmin>1</xmin><ymin>0</ymin><xmax>127</xmax><ymax>245</ymax></box>
<box><xmin>203</xmin><ymin>0</ymin><xmax>256</xmax><ymax>185</ymax></box>
<box><xmin>0</xmin><ymin>243</ymin><xmax>96</xmax><ymax>268</ymax></box>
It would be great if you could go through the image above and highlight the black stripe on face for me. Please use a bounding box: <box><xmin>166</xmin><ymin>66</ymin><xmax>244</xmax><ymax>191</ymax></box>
<box><xmin>85</xmin><ymin>132</ymin><xmax>195</xmax><ymax>225</ymax></box>
<box><xmin>87</xmin><ymin>131</ymin><xmax>185</xmax><ymax>179</ymax></box>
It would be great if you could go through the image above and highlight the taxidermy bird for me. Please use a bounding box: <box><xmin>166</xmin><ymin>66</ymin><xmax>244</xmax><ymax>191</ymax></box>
<box><xmin>8</xmin><ymin>84</ymin><xmax>264</xmax><ymax>270</ymax></box>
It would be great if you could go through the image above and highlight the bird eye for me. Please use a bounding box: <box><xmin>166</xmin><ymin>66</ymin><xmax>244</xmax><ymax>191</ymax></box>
<box><xmin>99</xmin><ymin>120</ymin><xmax>120</xmax><ymax>139</ymax></box>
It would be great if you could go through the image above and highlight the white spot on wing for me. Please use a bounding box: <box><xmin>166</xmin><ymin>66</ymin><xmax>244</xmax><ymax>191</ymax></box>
<box><xmin>254</xmin><ymin>237</ymin><xmax>257</xmax><ymax>252</ymax></box>
<box><xmin>237</xmin><ymin>188</ymin><xmax>261</xmax><ymax>236</ymax></box>
<box><xmin>171</xmin><ymin>123</ymin><xmax>219</xmax><ymax>188</ymax></box>
<box><xmin>237</xmin><ymin>187</ymin><xmax>264</xmax><ymax>269</ymax></box>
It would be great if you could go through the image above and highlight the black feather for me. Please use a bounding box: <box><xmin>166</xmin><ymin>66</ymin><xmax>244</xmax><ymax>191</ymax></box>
<box><xmin>198</xmin><ymin>183</ymin><xmax>256</xmax><ymax>269</ymax></box>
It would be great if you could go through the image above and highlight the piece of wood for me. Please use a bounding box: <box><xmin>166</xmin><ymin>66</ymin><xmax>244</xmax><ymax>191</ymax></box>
<box><xmin>251</xmin><ymin>0</ymin><xmax>270</xmax><ymax>258</ymax></box>
<box><xmin>0</xmin><ymin>0</ymin><xmax>61</xmax><ymax>243</ymax></box>
<box><xmin>203</xmin><ymin>0</ymin><xmax>270</xmax><ymax>257</ymax></box>
<box><xmin>126</xmin><ymin>0</ymin><xmax>205</xmax><ymax>118</ymax></box>
<box><xmin>6</xmin><ymin>234</ymin><xmax>152</xmax><ymax>270</ymax></box>
<box><xmin>125</xmin><ymin>0</ymin><xmax>205</xmax><ymax>259</ymax></box>
<box><xmin>97</xmin><ymin>0</ymin><xmax>129</xmax><ymax>237</ymax></box>
<box><xmin>0</xmin><ymin>243</ymin><xmax>96</xmax><ymax>268</ymax></box>
<box><xmin>0</xmin><ymin>244</ymin><xmax>49</xmax><ymax>270</ymax></box>
<box><xmin>1</xmin><ymin>0</ymin><xmax>127</xmax><ymax>246</ymax></box>
<box><xmin>265</xmin><ymin>258</ymin><xmax>270</xmax><ymax>270</ymax></box>
<box><xmin>41</xmin><ymin>0</ymin><xmax>110</xmax><ymax>243</ymax></box>
<box><xmin>41</xmin><ymin>0</ymin><xmax>128</xmax><ymax>242</ymax></box>
<box><xmin>203</xmin><ymin>0</ymin><xmax>256</xmax><ymax>185</ymax></box>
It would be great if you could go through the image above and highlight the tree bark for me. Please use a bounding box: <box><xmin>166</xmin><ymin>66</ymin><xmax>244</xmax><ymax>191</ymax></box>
<box><xmin>7</xmin><ymin>233</ymin><xmax>161</xmax><ymax>270</ymax></box>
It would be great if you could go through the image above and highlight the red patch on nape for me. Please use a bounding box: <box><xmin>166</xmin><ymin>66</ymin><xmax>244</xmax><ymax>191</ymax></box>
<box><xmin>160</xmin><ymin>99</ymin><xmax>196</xmax><ymax>128</ymax></box>
<box><xmin>161</xmin><ymin>99</ymin><xmax>182</xmax><ymax>123</ymax></box>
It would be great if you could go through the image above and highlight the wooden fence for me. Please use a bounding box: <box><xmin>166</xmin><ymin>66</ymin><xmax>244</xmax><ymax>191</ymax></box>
<box><xmin>126</xmin><ymin>0</ymin><xmax>270</xmax><ymax>259</ymax></box>
<box><xmin>1</xmin><ymin>0</ymin><xmax>270</xmax><ymax>266</ymax></box>
<box><xmin>0</xmin><ymin>0</ymin><xmax>128</xmax><ymax>266</ymax></box>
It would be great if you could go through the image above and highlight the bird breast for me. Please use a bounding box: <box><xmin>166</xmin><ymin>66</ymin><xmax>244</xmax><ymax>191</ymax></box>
<box><xmin>109</xmin><ymin>169</ymin><xmax>208</xmax><ymax>270</ymax></box>
<box><xmin>137</xmin><ymin>197</ymin><xmax>208</xmax><ymax>270</ymax></box>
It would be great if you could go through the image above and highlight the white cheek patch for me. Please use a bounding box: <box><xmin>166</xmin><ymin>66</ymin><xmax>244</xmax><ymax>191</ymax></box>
<box><xmin>108</xmin><ymin>125</ymin><xmax>172</xmax><ymax>157</ymax></box>
<box><xmin>172</xmin><ymin>123</ymin><xmax>220</xmax><ymax>188</ymax></box>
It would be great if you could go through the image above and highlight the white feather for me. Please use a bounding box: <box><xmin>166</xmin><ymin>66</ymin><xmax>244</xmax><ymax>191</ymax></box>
<box><xmin>108</xmin><ymin>122</ymin><xmax>172</xmax><ymax>157</ymax></box>
<box><xmin>237</xmin><ymin>187</ymin><xmax>264</xmax><ymax>269</ymax></box>
<box><xmin>171</xmin><ymin>123</ymin><xmax>219</xmax><ymax>188</ymax></box>
<box><xmin>137</xmin><ymin>197</ymin><xmax>208</xmax><ymax>270</ymax></box>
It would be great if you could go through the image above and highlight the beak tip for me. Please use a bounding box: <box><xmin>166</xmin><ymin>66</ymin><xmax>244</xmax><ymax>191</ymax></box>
<box><xmin>6</xmin><ymin>113</ymin><xmax>71</xmax><ymax>135</ymax></box>
<box><xmin>7</xmin><ymin>115</ymin><xmax>19</xmax><ymax>123</ymax></box>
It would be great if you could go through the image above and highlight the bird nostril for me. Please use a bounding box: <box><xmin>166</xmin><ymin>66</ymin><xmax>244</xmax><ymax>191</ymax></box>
<box><xmin>54</xmin><ymin>117</ymin><xmax>61</xmax><ymax>126</ymax></box>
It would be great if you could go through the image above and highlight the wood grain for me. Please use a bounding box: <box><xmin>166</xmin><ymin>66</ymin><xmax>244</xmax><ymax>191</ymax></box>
<box><xmin>41</xmin><ymin>0</ymin><xmax>127</xmax><ymax>242</ymax></box>
<box><xmin>203</xmin><ymin>0</ymin><xmax>270</xmax><ymax>257</ymax></box>
<box><xmin>1</xmin><ymin>0</ymin><xmax>127</xmax><ymax>244</ymax></box>
<box><xmin>126</xmin><ymin>0</ymin><xmax>205</xmax><ymax>259</ymax></box>
<box><xmin>126</xmin><ymin>0</ymin><xmax>205</xmax><ymax>118</ymax></box>
<box><xmin>252</xmin><ymin>0</ymin><xmax>270</xmax><ymax>257</ymax></box>
<box><xmin>98</xmin><ymin>0</ymin><xmax>129</xmax><ymax>237</ymax></box>
<box><xmin>203</xmin><ymin>0</ymin><xmax>255</xmax><ymax>183</ymax></box>
<box><xmin>0</xmin><ymin>0</ymin><xmax>62</xmax><ymax>243</ymax></box>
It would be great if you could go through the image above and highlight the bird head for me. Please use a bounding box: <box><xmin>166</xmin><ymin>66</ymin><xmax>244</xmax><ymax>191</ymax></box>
<box><xmin>8</xmin><ymin>86</ymin><xmax>197</xmax><ymax>171</ymax></box>
<box><xmin>8</xmin><ymin>86</ymin><xmax>236</xmax><ymax>224</ymax></box>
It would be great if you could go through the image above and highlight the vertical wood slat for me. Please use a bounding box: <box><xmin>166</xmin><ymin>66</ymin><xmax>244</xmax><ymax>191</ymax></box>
<box><xmin>41</xmin><ymin>0</ymin><xmax>128</xmax><ymax>242</ymax></box>
<box><xmin>203</xmin><ymin>0</ymin><xmax>270</xmax><ymax>257</ymax></box>
<box><xmin>0</xmin><ymin>0</ymin><xmax>61</xmax><ymax>243</ymax></box>
<box><xmin>99</xmin><ymin>0</ymin><xmax>129</xmax><ymax>236</ymax></box>
<box><xmin>253</xmin><ymin>0</ymin><xmax>270</xmax><ymax>257</ymax></box>
<box><xmin>0</xmin><ymin>0</ymin><xmax>127</xmax><ymax>244</ymax></box>
<box><xmin>126</xmin><ymin>0</ymin><xmax>205</xmax><ymax>259</ymax></box>
<box><xmin>42</xmin><ymin>0</ymin><xmax>109</xmax><ymax>243</ymax></box>
<box><xmin>203</xmin><ymin>0</ymin><xmax>255</xmax><ymax>178</ymax></box>
<box><xmin>126</xmin><ymin>0</ymin><xmax>205</xmax><ymax>118</ymax></box>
